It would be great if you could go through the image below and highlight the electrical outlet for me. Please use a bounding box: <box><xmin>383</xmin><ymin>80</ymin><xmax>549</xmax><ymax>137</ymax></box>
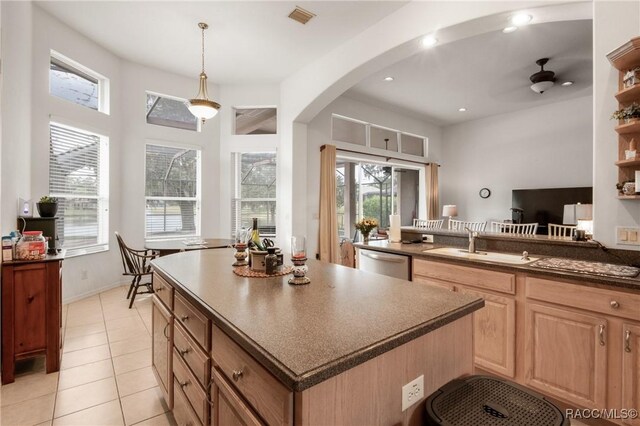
<box><xmin>402</xmin><ymin>375</ymin><xmax>424</xmax><ymax>411</ymax></box>
<box><xmin>617</xmin><ymin>227</ymin><xmax>640</xmax><ymax>246</ymax></box>
<box><xmin>422</xmin><ymin>234</ymin><xmax>434</xmax><ymax>243</ymax></box>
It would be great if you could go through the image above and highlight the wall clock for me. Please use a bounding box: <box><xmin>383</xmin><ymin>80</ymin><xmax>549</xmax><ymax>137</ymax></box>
<box><xmin>479</xmin><ymin>188</ymin><xmax>491</xmax><ymax>199</ymax></box>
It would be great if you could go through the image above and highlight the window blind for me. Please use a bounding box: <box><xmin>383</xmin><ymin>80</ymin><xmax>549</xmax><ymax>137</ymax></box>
<box><xmin>49</xmin><ymin>123</ymin><xmax>105</xmax><ymax>251</ymax></box>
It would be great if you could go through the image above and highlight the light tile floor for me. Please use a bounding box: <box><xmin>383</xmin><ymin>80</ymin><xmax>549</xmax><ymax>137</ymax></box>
<box><xmin>1</xmin><ymin>285</ymin><xmax>176</xmax><ymax>426</ymax></box>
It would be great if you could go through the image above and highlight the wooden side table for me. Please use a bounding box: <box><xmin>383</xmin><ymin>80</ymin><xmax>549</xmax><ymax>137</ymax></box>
<box><xmin>1</xmin><ymin>254</ymin><xmax>64</xmax><ymax>384</ymax></box>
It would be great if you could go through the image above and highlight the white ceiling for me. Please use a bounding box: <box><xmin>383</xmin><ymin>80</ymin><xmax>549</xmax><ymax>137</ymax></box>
<box><xmin>36</xmin><ymin>1</ymin><xmax>407</xmax><ymax>84</ymax></box>
<box><xmin>345</xmin><ymin>19</ymin><xmax>593</xmax><ymax>126</ymax></box>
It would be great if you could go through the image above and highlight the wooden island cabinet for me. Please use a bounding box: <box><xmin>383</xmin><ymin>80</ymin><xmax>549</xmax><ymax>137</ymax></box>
<box><xmin>150</xmin><ymin>249</ymin><xmax>483</xmax><ymax>426</ymax></box>
<box><xmin>412</xmin><ymin>256</ymin><xmax>640</xmax><ymax>425</ymax></box>
<box><xmin>1</xmin><ymin>255</ymin><xmax>64</xmax><ymax>384</ymax></box>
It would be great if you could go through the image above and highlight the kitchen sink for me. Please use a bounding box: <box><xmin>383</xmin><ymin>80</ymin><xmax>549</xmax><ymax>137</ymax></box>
<box><xmin>424</xmin><ymin>247</ymin><xmax>539</xmax><ymax>265</ymax></box>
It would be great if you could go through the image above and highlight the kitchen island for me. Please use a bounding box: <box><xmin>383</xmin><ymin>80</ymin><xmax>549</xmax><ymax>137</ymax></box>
<box><xmin>150</xmin><ymin>248</ymin><xmax>483</xmax><ymax>426</ymax></box>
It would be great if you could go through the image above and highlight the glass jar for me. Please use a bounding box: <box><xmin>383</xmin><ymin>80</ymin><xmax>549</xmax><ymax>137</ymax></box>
<box><xmin>15</xmin><ymin>231</ymin><xmax>47</xmax><ymax>260</ymax></box>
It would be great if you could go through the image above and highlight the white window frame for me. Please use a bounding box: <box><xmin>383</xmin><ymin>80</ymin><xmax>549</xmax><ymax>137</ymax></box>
<box><xmin>331</xmin><ymin>114</ymin><xmax>428</xmax><ymax>160</ymax></box>
<box><xmin>232</xmin><ymin>105</ymin><xmax>278</xmax><ymax>135</ymax></box>
<box><xmin>231</xmin><ymin>151</ymin><xmax>277</xmax><ymax>238</ymax></box>
<box><xmin>144</xmin><ymin>140</ymin><xmax>202</xmax><ymax>241</ymax></box>
<box><xmin>336</xmin><ymin>153</ymin><xmax>426</xmax><ymax>238</ymax></box>
<box><xmin>49</xmin><ymin>121</ymin><xmax>110</xmax><ymax>257</ymax></box>
<box><xmin>145</xmin><ymin>91</ymin><xmax>201</xmax><ymax>132</ymax></box>
<box><xmin>49</xmin><ymin>50</ymin><xmax>110</xmax><ymax>115</ymax></box>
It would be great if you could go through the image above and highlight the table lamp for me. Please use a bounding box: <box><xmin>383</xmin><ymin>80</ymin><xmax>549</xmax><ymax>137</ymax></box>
<box><xmin>442</xmin><ymin>205</ymin><xmax>458</xmax><ymax>226</ymax></box>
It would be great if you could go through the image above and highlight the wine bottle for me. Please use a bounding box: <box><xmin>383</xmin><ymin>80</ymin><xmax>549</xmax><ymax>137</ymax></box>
<box><xmin>251</xmin><ymin>218</ymin><xmax>265</xmax><ymax>251</ymax></box>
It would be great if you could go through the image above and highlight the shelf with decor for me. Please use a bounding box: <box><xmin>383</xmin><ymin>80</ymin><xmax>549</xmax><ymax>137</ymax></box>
<box><xmin>608</xmin><ymin>36</ymin><xmax>640</xmax><ymax>200</ymax></box>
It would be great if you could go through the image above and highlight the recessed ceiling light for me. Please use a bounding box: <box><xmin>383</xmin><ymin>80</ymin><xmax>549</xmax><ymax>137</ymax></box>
<box><xmin>502</xmin><ymin>26</ymin><xmax>518</xmax><ymax>34</ymax></box>
<box><xmin>458</xmin><ymin>107</ymin><xmax>467</xmax><ymax>112</ymax></box>
<box><xmin>510</xmin><ymin>13</ymin><xmax>532</xmax><ymax>26</ymax></box>
<box><xmin>422</xmin><ymin>35</ymin><xmax>438</xmax><ymax>47</ymax></box>
<box><xmin>384</xmin><ymin>76</ymin><xmax>394</xmax><ymax>82</ymax></box>
<box><xmin>562</xmin><ymin>81</ymin><xmax>574</xmax><ymax>87</ymax></box>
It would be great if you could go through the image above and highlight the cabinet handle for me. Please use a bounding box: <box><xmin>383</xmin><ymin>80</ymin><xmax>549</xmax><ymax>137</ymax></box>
<box><xmin>178</xmin><ymin>347</ymin><xmax>190</xmax><ymax>356</ymax></box>
<box><xmin>155</xmin><ymin>287</ymin><xmax>163</xmax><ymax>292</ymax></box>
<box><xmin>178</xmin><ymin>379</ymin><xmax>190</xmax><ymax>389</ymax></box>
<box><xmin>610</xmin><ymin>300</ymin><xmax>620</xmax><ymax>309</ymax></box>
<box><xmin>625</xmin><ymin>330</ymin><xmax>632</xmax><ymax>353</ymax></box>
<box><xmin>232</xmin><ymin>369</ymin><xmax>244</xmax><ymax>381</ymax></box>
<box><xmin>163</xmin><ymin>323</ymin><xmax>170</xmax><ymax>340</ymax></box>
<box><xmin>206</xmin><ymin>377</ymin><xmax>215</xmax><ymax>406</ymax></box>
<box><xmin>27</xmin><ymin>295</ymin><xmax>35</xmax><ymax>303</ymax></box>
<box><xmin>181</xmin><ymin>315</ymin><xmax>189</xmax><ymax>322</ymax></box>
<box><xmin>599</xmin><ymin>324</ymin><xmax>606</xmax><ymax>346</ymax></box>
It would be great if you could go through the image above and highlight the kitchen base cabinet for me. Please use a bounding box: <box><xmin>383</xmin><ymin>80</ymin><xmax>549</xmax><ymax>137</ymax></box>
<box><xmin>1</xmin><ymin>258</ymin><xmax>63</xmax><ymax>385</ymax></box>
<box><xmin>152</xmin><ymin>295</ymin><xmax>173</xmax><ymax>408</ymax></box>
<box><xmin>622</xmin><ymin>323</ymin><xmax>640</xmax><ymax>426</ymax></box>
<box><xmin>525</xmin><ymin>302</ymin><xmax>608</xmax><ymax>409</ymax></box>
<box><xmin>456</xmin><ymin>285</ymin><xmax>516</xmax><ymax>378</ymax></box>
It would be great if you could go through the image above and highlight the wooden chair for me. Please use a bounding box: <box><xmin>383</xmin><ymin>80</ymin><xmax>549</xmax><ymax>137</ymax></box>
<box><xmin>448</xmin><ymin>219</ymin><xmax>486</xmax><ymax>232</ymax></box>
<box><xmin>491</xmin><ymin>222</ymin><xmax>538</xmax><ymax>235</ymax></box>
<box><xmin>548</xmin><ymin>223</ymin><xmax>576</xmax><ymax>238</ymax></box>
<box><xmin>115</xmin><ymin>232</ymin><xmax>158</xmax><ymax>309</ymax></box>
<box><xmin>413</xmin><ymin>219</ymin><xmax>444</xmax><ymax>229</ymax></box>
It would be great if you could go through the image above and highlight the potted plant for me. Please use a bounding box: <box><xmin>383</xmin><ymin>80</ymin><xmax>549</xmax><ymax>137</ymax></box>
<box><xmin>627</xmin><ymin>103</ymin><xmax>640</xmax><ymax>123</ymax></box>
<box><xmin>36</xmin><ymin>196</ymin><xmax>58</xmax><ymax>218</ymax></box>
<box><xmin>355</xmin><ymin>218</ymin><xmax>379</xmax><ymax>243</ymax></box>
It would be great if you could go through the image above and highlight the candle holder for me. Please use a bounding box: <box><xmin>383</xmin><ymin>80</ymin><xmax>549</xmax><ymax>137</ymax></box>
<box><xmin>232</xmin><ymin>243</ymin><xmax>248</xmax><ymax>267</ymax></box>
<box><xmin>288</xmin><ymin>236</ymin><xmax>310</xmax><ymax>285</ymax></box>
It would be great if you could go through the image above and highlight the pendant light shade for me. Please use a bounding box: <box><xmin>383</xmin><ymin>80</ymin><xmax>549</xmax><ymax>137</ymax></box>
<box><xmin>187</xmin><ymin>23</ymin><xmax>220</xmax><ymax>121</ymax></box>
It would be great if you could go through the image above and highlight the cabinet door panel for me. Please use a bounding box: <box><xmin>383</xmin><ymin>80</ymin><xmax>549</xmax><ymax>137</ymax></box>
<box><xmin>14</xmin><ymin>265</ymin><xmax>47</xmax><ymax>354</ymax></box>
<box><xmin>152</xmin><ymin>296</ymin><xmax>173</xmax><ymax>408</ymax></box>
<box><xmin>456</xmin><ymin>285</ymin><xmax>515</xmax><ymax>378</ymax></box>
<box><xmin>525</xmin><ymin>303</ymin><xmax>608</xmax><ymax>408</ymax></box>
<box><xmin>622</xmin><ymin>323</ymin><xmax>640</xmax><ymax>426</ymax></box>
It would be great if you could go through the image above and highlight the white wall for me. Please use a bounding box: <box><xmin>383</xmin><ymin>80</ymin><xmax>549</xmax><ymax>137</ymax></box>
<box><xmin>217</xmin><ymin>84</ymin><xmax>280</xmax><ymax>239</ymax></box>
<box><xmin>440</xmin><ymin>95</ymin><xmax>593</xmax><ymax>224</ymax></box>
<box><xmin>305</xmin><ymin>95</ymin><xmax>443</xmax><ymax>255</ymax></box>
<box><xmin>594</xmin><ymin>1</ymin><xmax>640</xmax><ymax>250</ymax></box>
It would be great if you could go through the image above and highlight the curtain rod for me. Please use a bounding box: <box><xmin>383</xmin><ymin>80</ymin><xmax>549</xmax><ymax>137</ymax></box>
<box><xmin>320</xmin><ymin>144</ymin><xmax>440</xmax><ymax>167</ymax></box>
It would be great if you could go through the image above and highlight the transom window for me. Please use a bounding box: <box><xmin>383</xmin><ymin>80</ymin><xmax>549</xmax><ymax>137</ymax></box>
<box><xmin>146</xmin><ymin>92</ymin><xmax>199</xmax><ymax>132</ymax></box>
<box><xmin>231</xmin><ymin>152</ymin><xmax>277</xmax><ymax>238</ymax></box>
<box><xmin>331</xmin><ymin>114</ymin><xmax>427</xmax><ymax>158</ymax></box>
<box><xmin>145</xmin><ymin>144</ymin><xmax>201</xmax><ymax>240</ymax></box>
<box><xmin>49</xmin><ymin>122</ymin><xmax>109</xmax><ymax>254</ymax></box>
<box><xmin>49</xmin><ymin>51</ymin><xmax>108</xmax><ymax>113</ymax></box>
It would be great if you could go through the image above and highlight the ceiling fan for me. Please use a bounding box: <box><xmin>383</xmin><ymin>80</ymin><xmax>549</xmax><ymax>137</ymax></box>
<box><xmin>529</xmin><ymin>58</ymin><xmax>556</xmax><ymax>94</ymax></box>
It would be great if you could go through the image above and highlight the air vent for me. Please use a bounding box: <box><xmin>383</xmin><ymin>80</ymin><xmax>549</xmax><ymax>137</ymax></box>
<box><xmin>288</xmin><ymin>6</ymin><xmax>315</xmax><ymax>25</ymax></box>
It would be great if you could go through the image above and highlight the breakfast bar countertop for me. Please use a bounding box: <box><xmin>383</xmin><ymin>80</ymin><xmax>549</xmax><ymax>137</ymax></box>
<box><xmin>355</xmin><ymin>240</ymin><xmax>640</xmax><ymax>291</ymax></box>
<box><xmin>151</xmin><ymin>249</ymin><xmax>483</xmax><ymax>391</ymax></box>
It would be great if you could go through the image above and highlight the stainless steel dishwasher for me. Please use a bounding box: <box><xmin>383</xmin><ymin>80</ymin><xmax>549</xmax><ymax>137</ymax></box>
<box><xmin>357</xmin><ymin>248</ymin><xmax>410</xmax><ymax>280</ymax></box>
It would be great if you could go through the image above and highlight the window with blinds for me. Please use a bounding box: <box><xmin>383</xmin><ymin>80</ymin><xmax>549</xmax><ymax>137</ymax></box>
<box><xmin>49</xmin><ymin>123</ymin><xmax>109</xmax><ymax>254</ymax></box>
<box><xmin>145</xmin><ymin>144</ymin><xmax>201</xmax><ymax>240</ymax></box>
<box><xmin>231</xmin><ymin>152</ymin><xmax>277</xmax><ymax>238</ymax></box>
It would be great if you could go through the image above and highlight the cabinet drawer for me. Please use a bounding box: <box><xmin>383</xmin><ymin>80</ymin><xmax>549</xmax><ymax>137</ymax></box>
<box><xmin>174</xmin><ymin>321</ymin><xmax>210</xmax><ymax>389</ymax></box>
<box><xmin>173</xmin><ymin>348</ymin><xmax>208</xmax><ymax>425</ymax></box>
<box><xmin>211</xmin><ymin>325</ymin><xmax>292</xmax><ymax>426</ymax></box>
<box><xmin>212</xmin><ymin>368</ymin><xmax>264</xmax><ymax>426</ymax></box>
<box><xmin>414</xmin><ymin>259</ymin><xmax>515</xmax><ymax>294</ymax></box>
<box><xmin>526</xmin><ymin>276</ymin><xmax>640</xmax><ymax>321</ymax></box>
<box><xmin>412</xmin><ymin>275</ymin><xmax>454</xmax><ymax>291</ymax></box>
<box><xmin>152</xmin><ymin>274</ymin><xmax>174</xmax><ymax>310</ymax></box>
<box><xmin>175</xmin><ymin>293</ymin><xmax>210</xmax><ymax>351</ymax></box>
<box><xmin>172</xmin><ymin>377</ymin><xmax>202</xmax><ymax>426</ymax></box>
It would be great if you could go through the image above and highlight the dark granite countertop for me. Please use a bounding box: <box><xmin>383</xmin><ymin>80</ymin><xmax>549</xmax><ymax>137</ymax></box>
<box><xmin>2</xmin><ymin>251</ymin><xmax>65</xmax><ymax>265</ymax></box>
<box><xmin>151</xmin><ymin>249</ymin><xmax>483</xmax><ymax>392</ymax></box>
<box><xmin>356</xmin><ymin>241</ymin><xmax>640</xmax><ymax>291</ymax></box>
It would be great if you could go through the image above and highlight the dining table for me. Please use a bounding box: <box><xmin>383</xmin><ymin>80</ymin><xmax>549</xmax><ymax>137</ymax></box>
<box><xmin>144</xmin><ymin>238</ymin><xmax>234</xmax><ymax>257</ymax></box>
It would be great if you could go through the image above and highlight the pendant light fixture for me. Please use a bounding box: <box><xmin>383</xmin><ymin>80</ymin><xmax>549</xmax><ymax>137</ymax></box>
<box><xmin>187</xmin><ymin>22</ymin><xmax>220</xmax><ymax>121</ymax></box>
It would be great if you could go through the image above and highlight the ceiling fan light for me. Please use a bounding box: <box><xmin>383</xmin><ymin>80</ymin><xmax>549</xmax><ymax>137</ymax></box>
<box><xmin>531</xmin><ymin>80</ymin><xmax>554</xmax><ymax>94</ymax></box>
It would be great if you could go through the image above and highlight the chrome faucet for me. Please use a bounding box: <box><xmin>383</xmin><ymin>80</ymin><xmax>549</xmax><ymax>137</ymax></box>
<box><xmin>465</xmin><ymin>227</ymin><xmax>479</xmax><ymax>253</ymax></box>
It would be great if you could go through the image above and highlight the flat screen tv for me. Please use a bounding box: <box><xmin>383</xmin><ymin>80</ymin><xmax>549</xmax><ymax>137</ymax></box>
<box><xmin>511</xmin><ymin>187</ymin><xmax>592</xmax><ymax>234</ymax></box>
